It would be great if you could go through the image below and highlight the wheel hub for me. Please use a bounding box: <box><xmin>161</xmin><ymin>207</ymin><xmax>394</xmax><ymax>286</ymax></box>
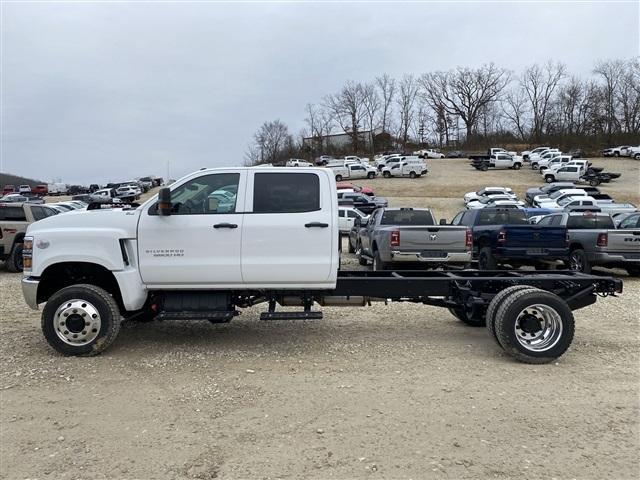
<box><xmin>514</xmin><ymin>304</ymin><xmax>563</xmax><ymax>352</ymax></box>
<box><xmin>54</xmin><ymin>299</ymin><xmax>102</xmax><ymax>346</ymax></box>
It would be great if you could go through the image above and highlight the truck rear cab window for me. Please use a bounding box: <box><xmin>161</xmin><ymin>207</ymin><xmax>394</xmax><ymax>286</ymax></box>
<box><xmin>253</xmin><ymin>173</ymin><xmax>320</xmax><ymax>213</ymax></box>
<box><xmin>380</xmin><ymin>210</ymin><xmax>435</xmax><ymax>226</ymax></box>
<box><xmin>567</xmin><ymin>216</ymin><xmax>615</xmax><ymax>229</ymax></box>
<box><xmin>478</xmin><ymin>210</ymin><xmax>528</xmax><ymax>226</ymax></box>
<box><xmin>0</xmin><ymin>206</ymin><xmax>26</xmax><ymax>221</ymax></box>
<box><xmin>163</xmin><ymin>173</ymin><xmax>240</xmax><ymax>215</ymax></box>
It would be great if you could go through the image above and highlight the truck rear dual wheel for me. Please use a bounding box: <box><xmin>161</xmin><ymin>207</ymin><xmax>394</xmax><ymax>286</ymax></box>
<box><xmin>409</xmin><ymin>171</ymin><xmax>417</xmax><ymax>178</ymax></box>
<box><xmin>485</xmin><ymin>285</ymin><xmax>538</xmax><ymax>347</ymax></box>
<box><xmin>493</xmin><ymin>289</ymin><xmax>575</xmax><ymax>364</ymax></box>
<box><xmin>41</xmin><ymin>284</ymin><xmax>122</xmax><ymax>356</ymax></box>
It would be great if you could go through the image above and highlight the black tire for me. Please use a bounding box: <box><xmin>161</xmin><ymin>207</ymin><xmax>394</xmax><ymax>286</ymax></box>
<box><xmin>532</xmin><ymin>163</ymin><xmax>538</xmax><ymax>170</ymax></box>
<box><xmin>613</xmin><ymin>152</ymin><xmax>619</xmax><ymax>157</ymax></box>
<box><xmin>357</xmin><ymin>245</ymin><xmax>368</xmax><ymax>265</ymax></box>
<box><xmin>478</xmin><ymin>246</ymin><xmax>497</xmax><ymax>270</ymax></box>
<box><xmin>544</xmin><ymin>175</ymin><xmax>554</xmax><ymax>183</ymax></box>
<box><xmin>6</xmin><ymin>242</ymin><xmax>24</xmax><ymax>273</ymax></box>
<box><xmin>367</xmin><ymin>172</ymin><xmax>375</xmax><ymax>179</ymax></box>
<box><xmin>348</xmin><ymin>238</ymin><xmax>355</xmax><ymax>253</ymax></box>
<box><xmin>448</xmin><ymin>306</ymin><xmax>485</xmax><ymax>327</ymax></box>
<box><xmin>372</xmin><ymin>250</ymin><xmax>389</xmax><ymax>271</ymax></box>
<box><xmin>486</xmin><ymin>286</ymin><xmax>539</xmax><ymax>348</ymax></box>
<box><xmin>409</xmin><ymin>171</ymin><xmax>416</xmax><ymax>178</ymax></box>
<box><xmin>589</xmin><ymin>179</ymin><xmax>600</xmax><ymax>187</ymax></box>
<box><xmin>494</xmin><ymin>289</ymin><xmax>575</xmax><ymax>364</ymax></box>
<box><xmin>567</xmin><ymin>248</ymin><xmax>591</xmax><ymax>273</ymax></box>
<box><xmin>481</xmin><ymin>164</ymin><xmax>488</xmax><ymax>171</ymax></box>
<box><xmin>383</xmin><ymin>171</ymin><xmax>391</xmax><ymax>178</ymax></box>
<box><xmin>335</xmin><ymin>175</ymin><xmax>343</xmax><ymax>182</ymax></box>
<box><xmin>513</xmin><ymin>163</ymin><xmax>521</xmax><ymax>170</ymax></box>
<box><xmin>41</xmin><ymin>284</ymin><xmax>122</xmax><ymax>356</ymax></box>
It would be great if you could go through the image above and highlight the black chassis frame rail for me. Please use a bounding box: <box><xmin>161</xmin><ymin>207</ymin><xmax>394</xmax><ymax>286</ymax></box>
<box><xmin>326</xmin><ymin>269</ymin><xmax>623</xmax><ymax>312</ymax></box>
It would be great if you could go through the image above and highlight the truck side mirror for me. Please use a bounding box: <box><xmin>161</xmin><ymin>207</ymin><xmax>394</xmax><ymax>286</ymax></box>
<box><xmin>439</xmin><ymin>218</ymin><xmax>447</xmax><ymax>225</ymax></box>
<box><xmin>158</xmin><ymin>187</ymin><xmax>172</xmax><ymax>216</ymax></box>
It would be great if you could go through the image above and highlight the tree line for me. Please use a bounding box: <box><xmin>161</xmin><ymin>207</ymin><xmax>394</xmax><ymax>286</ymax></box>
<box><xmin>246</xmin><ymin>58</ymin><xmax>639</xmax><ymax>165</ymax></box>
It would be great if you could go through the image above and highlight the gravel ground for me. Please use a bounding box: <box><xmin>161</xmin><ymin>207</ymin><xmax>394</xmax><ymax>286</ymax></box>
<box><xmin>1</xmin><ymin>157</ymin><xmax>639</xmax><ymax>479</ymax></box>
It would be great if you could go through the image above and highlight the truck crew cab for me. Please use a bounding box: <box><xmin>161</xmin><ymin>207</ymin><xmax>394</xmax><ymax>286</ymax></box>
<box><xmin>22</xmin><ymin>168</ymin><xmax>622</xmax><ymax>364</ymax></box>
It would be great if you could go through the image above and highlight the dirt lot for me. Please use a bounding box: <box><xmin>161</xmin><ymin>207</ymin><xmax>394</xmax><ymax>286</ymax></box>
<box><xmin>1</xmin><ymin>157</ymin><xmax>639</xmax><ymax>479</ymax></box>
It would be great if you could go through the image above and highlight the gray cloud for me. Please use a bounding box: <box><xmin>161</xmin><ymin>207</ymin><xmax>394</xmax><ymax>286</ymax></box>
<box><xmin>2</xmin><ymin>1</ymin><xmax>638</xmax><ymax>184</ymax></box>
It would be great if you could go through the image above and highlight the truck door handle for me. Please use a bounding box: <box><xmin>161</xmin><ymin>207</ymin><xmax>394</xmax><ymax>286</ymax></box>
<box><xmin>213</xmin><ymin>223</ymin><xmax>238</xmax><ymax>229</ymax></box>
<box><xmin>305</xmin><ymin>222</ymin><xmax>329</xmax><ymax>228</ymax></box>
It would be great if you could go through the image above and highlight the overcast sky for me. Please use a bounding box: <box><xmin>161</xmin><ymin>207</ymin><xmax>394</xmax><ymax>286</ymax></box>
<box><xmin>1</xmin><ymin>1</ymin><xmax>638</xmax><ymax>184</ymax></box>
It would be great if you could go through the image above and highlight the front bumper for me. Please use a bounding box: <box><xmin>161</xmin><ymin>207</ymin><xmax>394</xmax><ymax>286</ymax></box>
<box><xmin>22</xmin><ymin>276</ymin><xmax>40</xmax><ymax>310</ymax></box>
<box><xmin>390</xmin><ymin>251</ymin><xmax>472</xmax><ymax>263</ymax></box>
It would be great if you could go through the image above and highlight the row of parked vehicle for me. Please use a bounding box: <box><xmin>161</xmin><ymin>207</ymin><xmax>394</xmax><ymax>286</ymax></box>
<box><xmin>602</xmin><ymin>145</ymin><xmax>640</xmax><ymax>158</ymax></box>
<box><xmin>287</xmin><ymin>154</ymin><xmax>429</xmax><ymax>180</ymax></box>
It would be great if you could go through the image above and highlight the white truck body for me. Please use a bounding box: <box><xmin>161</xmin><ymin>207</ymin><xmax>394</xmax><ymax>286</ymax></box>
<box><xmin>47</xmin><ymin>183</ymin><xmax>68</xmax><ymax>195</ymax></box>
<box><xmin>338</xmin><ymin>206</ymin><xmax>368</xmax><ymax>233</ymax></box>
<box><xmin>24</xmin><ymin>167</ymin><xmax>340</xmax><ymax>311</ymax></box>
<box><xmin>381</xmin><ymin>160</ymin><xmax>427</xmax><ymax>178</ymax></box>
<box><xmin>330</xmin><ymin>163</ymin><xmax>377</xmax><ymax>181</ymax></box>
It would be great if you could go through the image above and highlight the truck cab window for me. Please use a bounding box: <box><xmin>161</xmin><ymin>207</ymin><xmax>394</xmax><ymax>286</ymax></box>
<box><xmin>168</xmin><ymin>173</ymin><xmax>240</xmax><ymax>215</ymax></box>
<box><xmin>253</xmin><ymin>172</ymin><xmax>320</xmax><ymax>213</ymax></box>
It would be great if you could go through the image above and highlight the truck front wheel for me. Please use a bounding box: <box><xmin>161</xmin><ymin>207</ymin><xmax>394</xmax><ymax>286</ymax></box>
<box><xmin>335</xmin><ymin>175</ymin><xmax>343</xmax><ymax>182</ymax></box>
<box><xmin>383</xmin><ymin>171</ymin><xmax>391</xmax><ymax>178</ymax></box>
<box><xmin>544</xmin><ymin>175</ymin><xmax>554</xmax><ymax>183</ymax></box>
<box><xmin>367</xmin><ymin>172</ymin><xmax>375</xmax><ymax>179</ymax></box>
<box><xmin>6</xmin><ymin>242</ymin><xmax>24</xmax><ymax>273</ymax></box>
<box><xmin>567</xmin><ymin>248</ymin><xmax>591</xmax><ymax>273</ymax></box>
<box><xmin>512</xmin><ymin>163</ymin><xmax>521</xmax><ymax>170</ymax></box>
<box><xmin>41</xmin><ymin>284</ymin><xmax>122</xmax><ymax>356</ymax></box>
<box><xmin>493</xmin><ymin>289</ymin><xmax>575</xmax><ymax>364</ymax></box>
<box><xmin>409</xmin><ymin>171</ymin><xmax>416</xmax><ymax>178</ymax></box>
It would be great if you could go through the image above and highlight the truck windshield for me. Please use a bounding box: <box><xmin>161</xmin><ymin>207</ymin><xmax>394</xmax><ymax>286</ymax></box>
<box><xmin>380</xmin><ymin>210</ymin><xmax>434</xmax><ymax>226</ymax></box>
<box><xmin>478</xmin><ymin>210</ymin><xmax>528</xmax><ymax>225</ymax></box>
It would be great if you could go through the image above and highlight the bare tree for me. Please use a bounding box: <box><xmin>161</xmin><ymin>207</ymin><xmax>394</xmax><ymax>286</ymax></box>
<box><xmin>502</xmin><ymin>87</ymin><xmax>530</xmax><ymax>140</ymax></box>
<box><xmin>304</xmin><ymin>103</ymin><xmax>334</xmax><ymax>153</ymax></box>
<box><xmin>593</xmin><ymin>59</ymin><xmax>626</xmax><ymax>138</ymax></box>
<box><xmin>616</xmin><ymin>58</ymin><xmax>640</xmax><ymax>134</ymax></box>
<box><xmin>362</xmin><ymin>82</ymin><xmax>381</xmax><ymax>152</ymax></box>
<box><xmin>420</xmin><ymin>63</ymin><xmax>510</xmax><ymax>141</ymax></box>
<box><xmin>396</xmin><ymin>74</ymin><xmax>419</xmax><ymax>147</ymax></box>
<box><xmin>521</xmin><ymin>61</ymin><xmax>567</xmax><ymax>140</ymax></box>
<box><xmin>324</xmin><ymin>81</ymin><xmax>367</xmax><ymax>151</ymax></box>
<box><xmin>246</xmin><ymin>119</ymin><xmax>292</xmax><ymax>165</ymax></box>
<box><xmin>375</xmin><ymin>74</ymin><xmax>396</xmax><ymax>134</ymax></box>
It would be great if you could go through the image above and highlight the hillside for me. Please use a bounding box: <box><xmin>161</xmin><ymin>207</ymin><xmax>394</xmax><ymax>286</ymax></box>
<box><xmin>0</xmin><ymin>172</ymin><xmax>44</xmax><ymax>187</ymax></box>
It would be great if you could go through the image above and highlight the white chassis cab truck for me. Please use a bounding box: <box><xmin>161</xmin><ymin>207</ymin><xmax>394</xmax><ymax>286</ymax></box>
<box><xmin>22</xmin><ymin>167</ymin><xmax>622</xmax><ymax>364</ymax></box>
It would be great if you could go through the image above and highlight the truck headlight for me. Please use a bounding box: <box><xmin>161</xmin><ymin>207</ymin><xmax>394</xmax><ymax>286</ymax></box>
<box><xmin>23</xmin><ymin>236</ymin><xmax>33</xmax><ymax>272</ymax></box>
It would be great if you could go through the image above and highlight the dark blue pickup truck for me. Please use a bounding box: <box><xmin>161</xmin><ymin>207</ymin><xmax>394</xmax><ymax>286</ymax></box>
<box><xmin>450</xmin><ymin>208</ymin><xmax>568</xmax><ymax>269</ymax></box>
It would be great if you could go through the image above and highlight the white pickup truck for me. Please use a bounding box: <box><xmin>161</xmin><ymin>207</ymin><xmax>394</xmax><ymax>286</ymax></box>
<box><xmin>21</xmin><ymin>167</ymin><xmax>623</xmax><ymax>364</ymax></box>
<box><xmin>330</xmin><ymin>163</ymin><xmax>377</xmax><ymax>181</ymax></box>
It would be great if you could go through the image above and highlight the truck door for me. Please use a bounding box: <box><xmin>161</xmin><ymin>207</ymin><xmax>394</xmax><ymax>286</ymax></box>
<box><xmin>349</xmin><ymin>165</ymin><xmax>367</xmax><ymax>179</ymax></box>
<box><xmin>137</xmin><ymin>171</ymin><xmax>245</xmax><ymax>285</ymax></box>
<box><xmin>241</xmin><ymin>170</ymin><xmax>336</xmax><ymax>284</ymax></box>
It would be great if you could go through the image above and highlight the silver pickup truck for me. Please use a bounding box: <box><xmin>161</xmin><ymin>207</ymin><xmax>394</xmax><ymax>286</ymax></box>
<box><xmin>355</xmin><ymin>207</ymin><xmax>472</xmax><ymax>270</ymax></box>
<box><xmin>536</xmin><ymin>212</ymin><xmax>640</xmax><ymax>275</ymax></box>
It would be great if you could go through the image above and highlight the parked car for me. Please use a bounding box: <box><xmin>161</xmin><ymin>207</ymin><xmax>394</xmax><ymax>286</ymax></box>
<box><xmin>614</xmin><ymin>212</ymin><xmax>640</xmax><ymax>228</ymax></box>
<box><xmin>525</xmin><ymin>182</ymin><xmax>576</xmax><ymax>205</ymax></box>
<box><xmin>330</xmin><ymin>163</ymin><xmax>377</xmax><ymax>181</ymax></box>
<box><xmin>602</xmin><ymin>146</ymin><xmax>631</xmax><ymax>157</ymax></box>
<box><xmin>314</xmin><ymin>155</ymin><xmax>334</xmax><ymax>166</ymax></box>
<box><xmin>467</xmin><ymin>195</ymin><xmax>525</xmax><ymax>209</ymax></box>
<box><xmin>2</xmin><ymin>185</ymin><xmax>16</xmax><ymax>195</ymax></box>
<box><xmin>446</xmin><ymin>150</ymin><xmax>465</xmax><ymax>158</ymax></box>
<box><xmin>338</xmin><ymin>206</ymin><xmax>368</xmax><ymax>235</ymax></box>
<box><xmin>47</xmin><ymin>183</ymin><xmax>68</xmax><ymax>195</ymax></box>
<box><xmin>115</xmin><ymin>186</ymin><xmax>140</xmax><ymax>202</ymax></box>
<box><xmin>465</xmin><ymin>187</ymin><xmax>516</xmax><ymax>204</ymax></box>
<box><xmin>521</xmin><ymin>146</ymin><xmax>551</xmax><ymax>161</ymax></box>
<box><xmin>534</xmin><ymin>189</ymin><xmax>589</xmax><ymax>208</ymax></box>
<box><xmin>538</xmin><ymin>155</ymin><xmax>573</xmax><ymax>172</ymax></box>
<box><xmin>286</xmin><ymin>159</ymin><xmax>313</xmax><ymax>167</ymax></box>
<box><xmin>536</xmin><ymin>212</ymin><xmax>640</xmax><ymax>275</ymax></box>
<box><xmin>542</xmin><ymin>165</ymin><xmax>584</xmax><ymax>183</ymax></box>
<box><xmin>32</xmin><ymin>184</ymin><xmax>48</xmax><ymax>196</ymax></box>
<box><xmin>628</xmin><ymin>146</ymin><xmax>640</xmax><ymax>160</ymax></box>
<box><xmin>530</xmin><ymin>150</ymin><xmax>561</xmax><ymax>169</ymax></box>
<box><xmin>471</xmin><ymin>153</ymin><xmax>523</xmax><ymax>171</ymax></box>
<box><xmin>335</xmin><ymin>182</ymin><xmax>375</xmax><ymax>197</ymax></box>
<box><xmin>0</xmin><ymin>194</ymin><xmax>43</xmax><ymax>204</ymax></box>
<box><xmin>356</xmin><ymin>207</ymin><xmax>472</xmax><ymax>270</ymax></box>
<box><xmin>381</xmin><ymin>160</ymin><xmax>427</xmax><ymax>178</ymax></box>
<box><xmin>451</xmin><ymin>207</ymin><xmax>569</xmax><ymax>270</ymax></box>
<box><xmin>337</xmin><ymin>192</ymin><xmax>388</xmax><ymax>214</ymax></box>
<box><xmin>415</xmin><ymin>149</ymin><xmax>445</xmax><ymax>159</ymax></box>
<box><xmin>1</xmin><ymin>202</ymin><xmax>59</xmax><ymax>271</ymax></box>
<box><xmin>467</xmin><ymin>148</ymin><xmax>517</xmax><ymax>162</ymax></box>
<box><xmin>92</xmin><ymin>188</ymin><xmax>122</xmax><ymax>202</ymax></box>
<box><xmin>18</xmin><ymin>185</ymin><xmax>31</xmax><ymax>194</ymax></box>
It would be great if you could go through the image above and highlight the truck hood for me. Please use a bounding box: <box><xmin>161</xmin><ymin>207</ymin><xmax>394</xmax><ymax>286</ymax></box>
<box><xmin>26</xmin><ymin>207</ymin><xmax>142</xmax><ymax>238</ymax></box>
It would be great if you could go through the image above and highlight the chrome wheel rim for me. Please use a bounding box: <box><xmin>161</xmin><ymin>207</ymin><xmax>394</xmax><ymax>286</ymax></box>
<box><xmin>514</xmin><ymin>304</ymin><xmax>562</xmax><ymax>352</ymax></box>
<box><xmin>569</xmin><ymin>252</ymin><xmax>582</xmax><ymax>271</ymax></box>
<box><xmin>54</xmin><ymin>299</ymin><xmax>102</xmax><ymax>346</ymax></box>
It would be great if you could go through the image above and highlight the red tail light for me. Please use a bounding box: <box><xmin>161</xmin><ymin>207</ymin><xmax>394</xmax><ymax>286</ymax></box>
<box><xmin>465</xmin><ymin>229</ymin><xmax>473</xmax><ymax>248</ymax></box>
<box><xmin>497</xmin><ymin>230</ymin><xmax>507</xmax><ymax>244</ymax></box>
<box><xmin>597</xmin><ymin>232</ymin><xmax>608</xmax><ymax>247</ymax></box>
<box><xmin>390</xmin><ymin>230</ymin><xmax>400</xmax><ymax>247</ymax></box>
